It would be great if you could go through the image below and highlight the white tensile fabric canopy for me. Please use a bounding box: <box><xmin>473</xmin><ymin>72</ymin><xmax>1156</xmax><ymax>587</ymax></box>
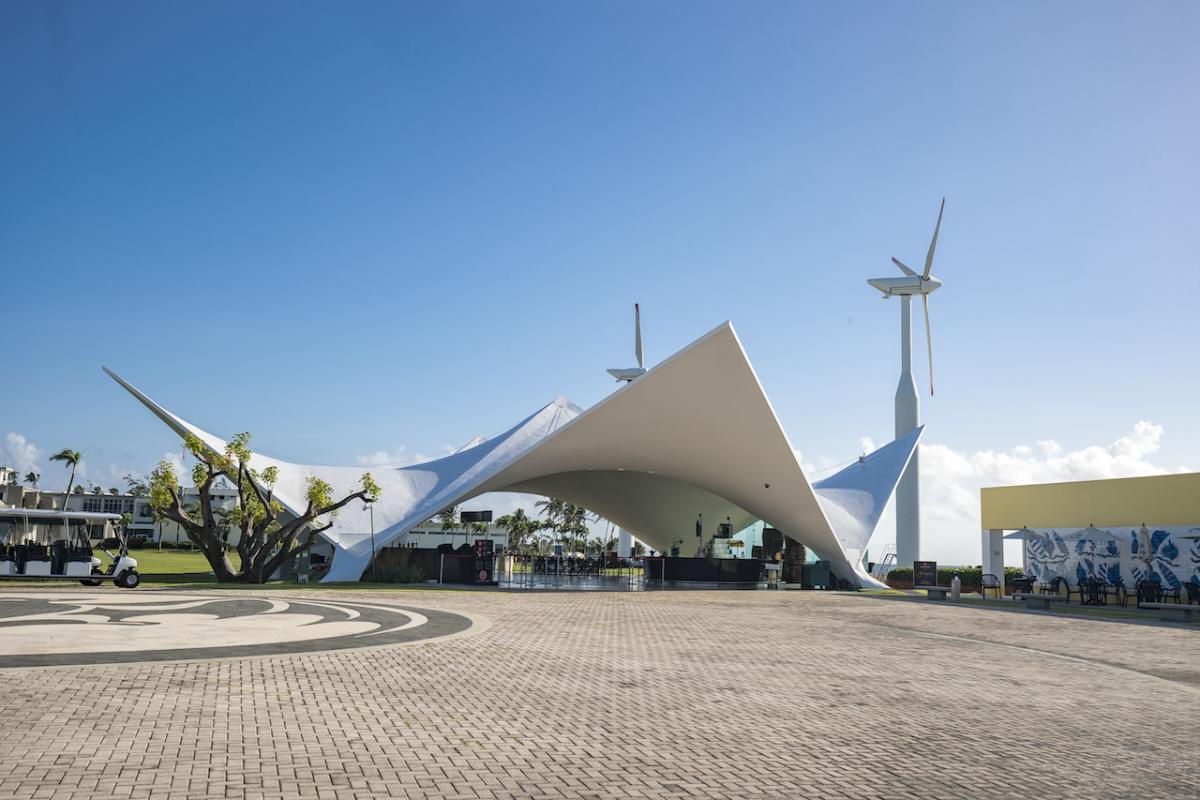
<box><xmin>106</xmin><ymin>321</ymin><xmax>921</xmax><ymax>587</ymax></box>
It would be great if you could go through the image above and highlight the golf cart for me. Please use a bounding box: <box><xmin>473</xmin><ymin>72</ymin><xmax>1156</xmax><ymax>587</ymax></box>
<box><xmin>0</xmin><ymin>508</ymin><xmax>141</xmax><ymax>588</ymax></box>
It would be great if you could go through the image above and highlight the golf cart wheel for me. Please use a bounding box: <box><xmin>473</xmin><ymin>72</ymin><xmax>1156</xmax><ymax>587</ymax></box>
<box><xmin>81</xmin><ymin>569</ymin><xmax>103</xmax><ymax>587</ymax></box>
<box><xmin>117</xmin><ymin>570</ymin><xmax>141</xmax><ymax>589</ymax></box>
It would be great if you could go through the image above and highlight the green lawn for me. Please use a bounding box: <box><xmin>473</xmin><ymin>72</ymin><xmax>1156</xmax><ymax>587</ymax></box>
<box><xmin>130</xmin><ymin>548</ymin><xmax>239</xmax><ymax>576</ymax></box>
<box><xmin>127</xmin><ymin>549</ymin><xmax>463</xmax><ymax>591</ymax></box>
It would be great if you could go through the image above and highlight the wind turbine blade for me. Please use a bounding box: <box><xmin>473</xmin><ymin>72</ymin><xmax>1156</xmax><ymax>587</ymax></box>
<box><xmin>891</xmin><ymin>257</ymin><xmax>918</xmax><ymax>277</ymax></box>
<box><xmin>923</xmin><ymin>197</ymin><xmax>945</xmax><ymax>279</ymax></box>
<box><xmin>922</xmin><ymin>293</ymin><xmax>934</xmax><ymax>396</ymax></box>
<box><xmin>634</xmin><ymin>303</ymin><xmax>644</xmax><ymax>369</ymax></box>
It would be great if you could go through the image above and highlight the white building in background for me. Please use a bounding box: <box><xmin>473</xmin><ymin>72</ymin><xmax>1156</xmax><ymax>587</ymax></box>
<box><xmin>0</xmin><ymin>480</ymin><xmax>237</xmax><ymax>544</ymax></box>
<box><xmin>108</xmin><ymin>321</ymin><xmax>922</xmax><ymax>586</ymax></box>
<box><xmin>384</xmin><ymin>523</ymin><xmax>508</xmax><ymax>552</ymax></box>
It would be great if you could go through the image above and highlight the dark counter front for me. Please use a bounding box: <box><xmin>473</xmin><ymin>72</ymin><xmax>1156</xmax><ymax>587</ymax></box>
<box><xmin>644</xmin><ymin>557</ymin><xmax>765</xmax><ymax>584</ymax></box>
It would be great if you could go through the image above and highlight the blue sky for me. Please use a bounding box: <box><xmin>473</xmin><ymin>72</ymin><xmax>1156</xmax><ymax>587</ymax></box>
<box><xmin>2</xmin><ymin>1</ymin><xmax>1197</xmax><ymax>561</ymax></box>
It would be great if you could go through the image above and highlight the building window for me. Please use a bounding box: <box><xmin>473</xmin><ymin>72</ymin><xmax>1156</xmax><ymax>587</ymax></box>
<box><xmin>83</xmin><ymin>499</ymin><xmax>103</xmax><ymax>513</ymax></box>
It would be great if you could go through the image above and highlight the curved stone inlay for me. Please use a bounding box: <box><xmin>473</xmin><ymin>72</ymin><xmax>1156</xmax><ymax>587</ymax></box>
<box><xmin>0</xmin><ymin>593</ymin><xmax>475</xmax><ymax>668</ymax></box>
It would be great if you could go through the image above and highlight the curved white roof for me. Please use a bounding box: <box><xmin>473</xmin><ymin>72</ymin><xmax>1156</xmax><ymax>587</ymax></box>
<box><xmin>105</xmin><ymin>321</ymin><xmax>920</xmax><ymax>587</ymax></box>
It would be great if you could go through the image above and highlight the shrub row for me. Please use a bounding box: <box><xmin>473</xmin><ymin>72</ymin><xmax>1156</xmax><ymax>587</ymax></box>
<box><xmin>884</xmin><ymin>565</ymin><xmax>1025</xmax><ymax>591</ymax></box>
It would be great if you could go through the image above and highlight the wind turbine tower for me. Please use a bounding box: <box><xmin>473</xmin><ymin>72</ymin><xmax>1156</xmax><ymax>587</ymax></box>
<box><xmin>607</xmin><ymin>303</ymin><xmax>648</xmax><ymax>557</ymax></box>
<box><xmin>867</xmin><ymin>199</ymin><xmax>945</xmax><ymax>568</ymax></box>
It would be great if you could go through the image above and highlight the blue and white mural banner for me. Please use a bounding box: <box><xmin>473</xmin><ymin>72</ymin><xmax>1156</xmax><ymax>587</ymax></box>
<box><xmin>1024</xmin><ymin>526</ymin><xmax>1200</xmax><ymax>587</ymax></box>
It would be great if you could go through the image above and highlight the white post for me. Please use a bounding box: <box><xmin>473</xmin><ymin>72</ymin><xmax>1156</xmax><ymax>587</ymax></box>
<box><xmin>618</xmin><ymin>528</ymin><xmax>632</xmax><ymax>558</ymax></box>
<box><xmin>895</xmin><ymin>294</ymin><xmax>921</xmax><ymax>568</ymax></box>
<box><xmin>982</xmin><ymin>528</ymin><xmax>1005</xmax><ymax>595</ymax></box>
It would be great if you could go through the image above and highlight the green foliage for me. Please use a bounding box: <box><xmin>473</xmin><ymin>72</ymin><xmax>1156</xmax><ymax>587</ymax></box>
<box><xmin>123</xmin><ymin>473</ymin><xmax>149</xmax><ymax>497</ymax></box>
<box><xmin>884</xmin><ymin>565</ymin><xmax>1026</xmax><ymax>589</ymax></box>
<box><xmin>225</xmin><ymin>431</ymin><xmax>252</xmax><ymax>464</ymax></box>
<box><xmin>50</xmin><ymin>448</ymin><xmax>83</xmax><ymax>499</ymax></box>
<box><xmin>360</xmin><ymin>472</ymin><xmax>380</xmax><ymax>503</ymax></box>
<box><xmin>436</xmin><ymin>506</ymin><xmax>460</xmax><ymax>531</ymax></box>
<box><xmin>495</xmin><ymin>508</ymin><xmax>539</xmax><ymax>553</ymax></box>
<box><xmin>191</xmin><ymin>462</ymin><xmax>209</xmax><ymax>490</ymax></box>
<box><xmin>149</xmin><ymin>461</ymin><xmax>181</xmax><ymax>514</ymax></box>
<box><xmin>373</xmin><ymin>563</ymin><xmax>428</xmax><ymax>583</ymax></box>
<box><xmin>306</xmin><ymin>476</ymin><xmax>334</xmax><ymax>515</ymax></box>
<box><xmin>49</xmin><ymin>449</ymin><xmax>81</xmax><ymax>467</ymax></box>
<box><xmin>261</xmin><ymin>466</ymin><xmax>278</xmax><ymax>488</ymax></box>
<box><xmin>534</xmin><ymin>497</ymin><xmax>595</xmax><ymax>552</ymax></box>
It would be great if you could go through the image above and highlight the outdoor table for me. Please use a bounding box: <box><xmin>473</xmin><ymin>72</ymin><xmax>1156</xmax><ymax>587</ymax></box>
<box><xmin>1011</xmin><ymin>577</ymin><xmax>1035</xmax><ymax>594</ymax></box>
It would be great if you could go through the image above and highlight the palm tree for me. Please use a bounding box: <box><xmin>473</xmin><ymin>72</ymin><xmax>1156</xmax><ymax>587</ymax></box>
<box><xmin>49</xmin><ymin>449</ymin><xmax>82</xmax><ymax>504</ymax></box>
<box><xmin>435</xmin><ymin>505</ymin><xmax>461</xmax><ymax>546</ymax></box>
<box><xmin>560</xmin><ymin>502</ymin><xmax>594</xmax><ymax>553</ymax></box>
<box><xmin>23</xmin><ymin>471</ymin><xmax>39</xmax><ymax>488</ymax></box>
<box><xmin>495</xmin><ymin>508</ymin><xmax>537</xmax><ymax>554</ymax></box>
<box><xmin>534</xmin><ymin>497</ymin><xmax>565</xmax><ymax>527</ymax></box>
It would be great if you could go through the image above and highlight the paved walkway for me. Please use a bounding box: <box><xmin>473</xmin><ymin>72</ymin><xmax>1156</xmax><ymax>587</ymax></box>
<box><xmin>0</xmin><ymin>588</ymin><xmax>1197</xmax><ymax>799</ymax></box>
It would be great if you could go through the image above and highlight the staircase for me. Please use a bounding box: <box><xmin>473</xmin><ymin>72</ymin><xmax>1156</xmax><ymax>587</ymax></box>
<box><xmin>872</xmin><ymin>545</ymin><xmax>897</xmax><ymax>579</ymax></box>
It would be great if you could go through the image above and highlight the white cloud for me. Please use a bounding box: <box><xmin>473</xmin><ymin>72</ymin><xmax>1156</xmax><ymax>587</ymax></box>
<box><xmin>870</xmin><ymin>420</ymin><xmax>1183</xmax><ymax>566</ymax></box>
<box><xmin>162</xmin><ymin>450</ymin><xmax>187</xmax><ymax>479</ymax></box>
<box><xmin>356</xmin><ymin>446</ymin><xmax>412</xmax><ymax>467</ymax></box>
<box><xmin>355</xmin><ymin>444</ymin><xmax>451</xmax><ymax>467</ymax></box>
<box><xmin>1</xmin><ymin>432</ymin><xmax>40</xmax><ymax>477</ymax></box>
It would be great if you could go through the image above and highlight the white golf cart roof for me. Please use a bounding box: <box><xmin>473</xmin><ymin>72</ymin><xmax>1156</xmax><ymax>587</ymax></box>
<box><xmin>0</xmin><ymin>509</ymin><xmax>123</xmax><ymax>522</ymax></box>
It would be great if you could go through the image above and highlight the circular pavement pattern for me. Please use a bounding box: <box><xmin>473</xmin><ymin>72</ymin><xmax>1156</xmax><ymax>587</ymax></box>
<box><xmin>0</xmin><ymin>592</ymin><xmax>476</xmax><ymax>668</ymax></box>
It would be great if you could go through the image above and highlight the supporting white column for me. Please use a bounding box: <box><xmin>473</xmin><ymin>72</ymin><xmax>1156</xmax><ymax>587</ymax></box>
<box><xmin>895</xmin><ymin>294</ymin><xmax>921</xmax><ymax>568</ymax></box>
<box><xmin>618</xmin><ymin>528</ymin><xmax>632</xmax><ymax>558</ymax></box>
<box><xmin>982</xmin><ymin>528</ymin><xmax>1005</xmax><ymax>593</ymax></box>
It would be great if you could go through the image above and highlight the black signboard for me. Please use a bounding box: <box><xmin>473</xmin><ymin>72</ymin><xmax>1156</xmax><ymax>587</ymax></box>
<box><xmin>460</xmin><ymin>510</ymin><xmax>493</xmax><ymax>524</ymax></box>
<box><xmin>473</xmin><ymin>539</ymin><xmax>495</xmax><ymax>584</ymax></box>
<box><xmin>913</xmin><ymin>560</ymin><xmax>938</xmax><ymax>587</ymax></box>
<box><xmin>762</xmin><ymin>528</ymin><xmax>783</xmax><ymax>559</ymax></box>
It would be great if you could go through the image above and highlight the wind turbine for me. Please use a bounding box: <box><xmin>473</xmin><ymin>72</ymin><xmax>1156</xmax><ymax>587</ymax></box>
<box><xmin>606</xmin><ymin>303</ymin><xmax>646</xmax><ymax>382</ymax></box>
<box><xmin>867</xmin><ymin>198</ymin><xmax>945</xmax><ymax>568</ymax></box>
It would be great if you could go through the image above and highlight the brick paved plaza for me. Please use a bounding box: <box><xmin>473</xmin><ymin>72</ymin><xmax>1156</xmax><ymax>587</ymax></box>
<box><xmin>1</xmin><ymin>588</ymin><xmax>1197</xmax><ymax>800</ymax></box>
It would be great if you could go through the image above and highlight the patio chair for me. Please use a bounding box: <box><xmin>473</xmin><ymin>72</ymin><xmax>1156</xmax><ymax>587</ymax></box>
<box><xmin>1065</xmin><ymin>578</ymin><xmax>1088</xmax><ymax>605</ymax></box>
<box><xmin>1040</xmin><ymin>576</ymin><xmax>1068</xmax><ymax>603</ymax></box>
<box><xmin>981</xmin><ymin>573</ymin><xmax>1002</xmax><ymax>599</ymax></box>
<box><xmin>1184</xmin><ymin>581</ymin><xmax>1200</xmax><ymax>606</ymax></box>
<box><xmin>1104</xmin><ymin>579</ymin><xmax>1130</xmax><ymax>608</ymax></box>
<box><xmin>1135</xmin><ymin>580</ymin><xmax>1163</xmax><ymax>608</ymax></box>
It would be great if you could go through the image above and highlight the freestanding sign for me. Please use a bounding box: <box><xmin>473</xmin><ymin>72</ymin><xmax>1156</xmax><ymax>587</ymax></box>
<box><xmin>913</xmin><ymin>560</ymin><xmax>938</xmax><ymax>586</ymax></box>
<box><xmin>473</xmin><ymin>539</ymin><xmax>495</xmax><ymax>585</ymax></box>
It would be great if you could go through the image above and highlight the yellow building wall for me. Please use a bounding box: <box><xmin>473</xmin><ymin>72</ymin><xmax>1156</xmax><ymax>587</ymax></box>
<box><xmin>981</xmin><ymin>472</ymin><xmax>1200</xmax><ymax>530</ymax></box>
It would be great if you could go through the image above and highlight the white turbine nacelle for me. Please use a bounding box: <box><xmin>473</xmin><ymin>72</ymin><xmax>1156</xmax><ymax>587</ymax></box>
<box><xmin>607</xmin><ymin>303</ymin><xmax>647</xmax><ymax>382</ymax></box>
<box><xmin>606</xmin><ymin>367</ymin><xmax>646</xmax><ymax>382</ymax></box>
<box><xmin>867</xmin><ymin>273</ymin><xmax>942</xmax><ymax>297</ymax></box>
